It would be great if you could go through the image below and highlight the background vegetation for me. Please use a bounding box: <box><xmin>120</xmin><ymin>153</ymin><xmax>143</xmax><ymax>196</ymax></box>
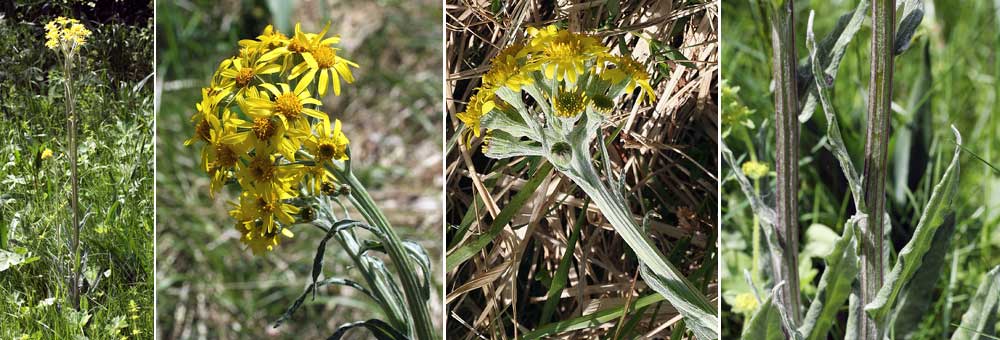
<box><xmin>154</xmin><ymin>0</ymin><xmax>443</xmax><ymax>338</ymax></box>
<box><xmin>0</xmin><ymin>0</ymin><xmax>153</xmax><ymax>339</ymax></box>
<box><xmin>445</xmin><ymin>0</ymin><xmax>719</xmax><ymax>338</ymax></box>
<box><xmin>722</xmin><ymin>0</ymin><xmax>1000</xmax><ymax>338</ymax></box>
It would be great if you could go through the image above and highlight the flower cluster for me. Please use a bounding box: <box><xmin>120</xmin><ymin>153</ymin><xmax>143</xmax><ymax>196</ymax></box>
<box><xmin>457</xmin><ymin>25</ymin><xmax>656</xmax><ymax>141</ymax></box>
<box><xmin>44</xmin><ymin>16</ymin><xmax>91</xmax><ymax>56</ymax></box>
<box><xmin>741</xmin><ymin>160</ymin><xmax>769</xmax><ymax>180</ymax></box>
<box><xmin>187</xmin><ymin>22</ymin><xmax>357</xmax><ymax>255</ymax></box>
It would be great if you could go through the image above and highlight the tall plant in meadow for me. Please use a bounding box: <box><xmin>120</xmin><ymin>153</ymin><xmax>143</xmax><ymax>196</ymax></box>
<box><xmin>724</xmin><ymin>1</ymin><xmax>1000</xmax><ymax>339</ymax></box>
<box><xmin>185</xmin><ymin>22</ymin><xmax>435</xmax><ymax>340</ymax></box>
<box><xmin>45</xmin><ymin>16</ymin><xmax>91</xmax><ymax>310</ymax></box>
<box><xmin>455</xmin><ymin>25</ymin><xmax>718</xmax><ymax>339</ymax></box>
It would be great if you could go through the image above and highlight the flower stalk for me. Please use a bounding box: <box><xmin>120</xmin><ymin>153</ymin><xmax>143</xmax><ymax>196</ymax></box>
<box><xmin>329</xmin><ymin>164</ymin><xmax>436</xmax><ymax>340</ymax></box>
<box><xmin>63</xmin><ymin>55</ymin><xmax>82</xmax><ymax>310</ymax></box>
<box><xmin>859</xmin><ymin>0</ymin><xmax>895</xmax><ymax>338</ymax></box>
<box><xmin>46</xmin><ymin>16</ymin><xmax>91</xmax><ymax>311</ymax></box>
<box><xmin>767</xmin><ymin>0</ymin><xmax>802</xmax><ymax>325</ymax></box>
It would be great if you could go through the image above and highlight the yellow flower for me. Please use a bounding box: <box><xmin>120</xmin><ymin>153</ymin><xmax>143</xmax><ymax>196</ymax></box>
<box><xmin>601</xmin><ymin>55</ymin><xmax>657</xmax><ymax>103</ymax></box>
<box><xmin>231</xmin><ymin>190</ymin><xmax>299</xmax><ymax>234</ymax></box>
<box><xmin>44</xmin><ymin>17</ymin><xmax>91</xmax><ymax>54</ymax></box>
<box><xmin>235</xmin><ymin>152</ymin><xmax>301</xmax><ymax>199</ymax></box>
<box><xmin>731</xmin><ymin>292</ymin><xmax>759</xmax><ymax>314</ymax></box>
<box><xmin>553</xmin><ymin>88</ymin><xmax>589</xmax><ymax>118</ymax></box>
<box><xmin>40</xmin><ymin>148</ymin><xmax>54</xmax><ymax>160</ymax></box>
<box><xmin>528</xmin><ymin>26</ymin><xmax>606</xmax><ymax>83</ymax></box>
<box><xmin>289</xmin><ymin>42</ymin><xmax>358</xmax><ymax>96</ymax></box>
<box><xmin>239</xmin><ymin>24</ymin><xmax>288</xmax><ymax>53</ymax></box>
<box><xmin>185</xmin><ymin>88</ymin><xmax>225</xmax><ymax>146</ymax></box>
<box><xmin>189</xmin><ymin>21</ymin><xmax>362</xmax><ymax>256</ymax></box>
<box><xmin>456</xmin><ymin>88</ymin><xmax>497</xmax><ymax>138</ymax></box>
<box><xmin>247</xmin><ymin>82</ymin><xmax>328</xmax><ymax>132</ymax></box>
<box><xmin>260</xmin><ymin>22</ymin><xmax>345</xmax><ymax>75</ymax></box>
<box><xmin>303</xmin><ymin>119</ymin><xmax>350</xmax><ymax>164</ymax></box>
<box><xmin>742</xmin><ymin>160</ymin><xmax>769</xmax><ymax>180</ymax></box>
<box><xmin>216</xmin><ymin>56</ymin><xmax>281</xmax><ymax>100</ymax></box>
<box><xmin>230</xmin><ymin>191</ymin><xmax>298</xmax><ymax>254</ymax></box>
<box><xmin>482</xmin><ymin>43</ymin><xmax>534</xmax><ymax>92</ymax></box>
<box><xmin>226</xmin><ymin>87</ymin><xmax>304</xmax><ymax>161</ymax></box>
<box><xmin>200</xmin><ymin>109</ymin><xmax>251</xmax><ymax>196</ymax></box>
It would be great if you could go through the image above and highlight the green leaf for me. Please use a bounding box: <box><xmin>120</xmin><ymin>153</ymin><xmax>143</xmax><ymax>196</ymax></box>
<box><xmin>328</xmin><ymin>319</ymin><xmax>409</xmax><ymax>340</ymax></box>
<box><xmin>950</xmin><ymin>266</ymin><xmax>1000</xmax><ymax>340</ymax></box>
<box><xmin>274</xmin><ymin>277</ymin><xmax>376</xmax><ymax>328</ymax></box>
<box><xmin>400</xmin><ymin>240</ymin><xmax>433</xmax><ymax>301</ymax></box>
<box><xmin>0</xmin><ymin>248</ymin><xmax>26</xmax><ymax>272</ymax></box>
<box><xmin>742</xmin><ymin>293</ymin><xmax>784</xmax><ymax>340</ymax></box>
<box><xmin>539</xmin><ymin>199</ymin><xmax>588</xmax><ymax>325</ymax></box>
<box><xmin>864</xmin><ymin>127</ymin><xmax>962</xmax><ymax>321</ymax></box>
<box><xmin>799</xmin><ymin>219</ymin><xmax>859</xmax><ymax>340</ymax></box>
<box><xmin>890</xmin><ymin>214</ymin><xmax>955</xmax><ymax>338</ymax></box>
<box><xmin>798</xmin><ymin>0</ymin><xmax>869</xmax><ymax>122</ymax></box>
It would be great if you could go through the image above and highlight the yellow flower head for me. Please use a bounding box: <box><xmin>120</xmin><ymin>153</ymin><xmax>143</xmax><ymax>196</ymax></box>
<box><xmin>553</xmin><ymin>89</ymin><xmax>589</xmax><ymax>118</ymax></box>
<box><xmin>45</xmin><ymin>17</ymin><xmax>91</xmax><ymax>55</ymax></box>
<box><xmin>190</xmin><ymin>22</ymin><xmax>360</xmax><ymax>255</ymax></box>
<box><xmin>482</xmin><ymin>43</ymin><xmax>533</xmax><ymax>92</ymax></box>
<box><xmin>731</xmin><ymin>292</ymin><xmax>759</xmax><ymax>314</ymax></box>
<box><xmin>742</xmin><ymin>160</ymin><xmax>769</xmax><ymax>180</ymax></box>
<box><xmin>528</xmin><ymin>25</ymin><xmax>606</xmax><ymax>83</ymax></box>
<box><xmin>601</xmin><ymin>55</ymin><xmax>657</xmax><ymax>103</ymax></box>
<box><xmin>456</xmin><ymin>88</ymin><xmax>497</xmax><ymax>138</ymax></box>
<box><xmin>40</xmin><ymin>148</ymin><xmax>54</xmax><ymax>160</ymax></box>
<box><xmin>304</xmin><ymin>119</ymin><xmax>350</xmax><ymax>164</ymax></box>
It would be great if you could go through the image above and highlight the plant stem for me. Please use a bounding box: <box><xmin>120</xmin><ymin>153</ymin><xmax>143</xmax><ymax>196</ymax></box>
<box><xmin>63</xmin><ymin>57</ymin><xmax>81</xmax><ymax>310</ymax></box>
<box><xmin>860</xmin><ymin>0</ymin><xmax>895</xmax><ymax>338</ymax></box>
<box><xmin>768</xmin><ymin>0</ymin><xmax>802</xmax><ymax>325</ymax></box>
<box><xmin>335</xmin><ymin>170</ymin><xmax>436</xmax><ymax>340</ymax></box>
<box><xmin>568</xmin><ymin>145</ymin><xmax>718</xmax><ymax>340</ymax></box>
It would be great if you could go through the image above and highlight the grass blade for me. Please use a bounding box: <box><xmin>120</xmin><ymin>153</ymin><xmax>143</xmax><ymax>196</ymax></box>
<box><xmin>445</xmin><ymin>161</ymin><xmax>553</xmax><ymax>272</ymax></box>
<box><xmin>523</xmin><ymin>293</ymin><xmax>665</xmax><ymax>339</ymax></box>
<box><xmin>539</xmin><ymin>199</ymin><xmax>589</xmax><ymax>325</ymax></box>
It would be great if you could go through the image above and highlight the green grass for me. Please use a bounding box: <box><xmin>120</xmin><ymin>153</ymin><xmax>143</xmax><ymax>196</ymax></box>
<box><xmin>721</xmin><ymin>0</ymin><xmax>1000</xmax><ymax>338</ymax></box>
<box><xmin>0</xmin><ymin>8</ymin><xmax>153</xmax><ymax>340</ymax></box>
<box><xmin>154</xmin><ymin>0</ymin><xmax>443</xmax><ymax>338</ymax></box>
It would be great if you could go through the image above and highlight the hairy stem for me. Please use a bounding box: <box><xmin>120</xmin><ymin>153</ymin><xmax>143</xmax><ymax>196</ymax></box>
<box><xmin>768</xmin><ymin>0</ymin><xmax>802</xmax><ymax>325</ymax></box>
<box><xmin>64</xmin><ymin>57</ymin><xmax>81</xmax><ymax>310</ymax></box>
<box><xmin>859</xmin><ymin>0</ymin><xmax>895</xmax><ymax>338</ymax></box>
<box><xmin>333</xmin><ymin>170</ymin><xmax>436</xmax><ymax>340</ymax></box>
<box><xmin>567</xmin><ymin>144</ymin><xmax>718</xmax><ymax>340</ymax></box>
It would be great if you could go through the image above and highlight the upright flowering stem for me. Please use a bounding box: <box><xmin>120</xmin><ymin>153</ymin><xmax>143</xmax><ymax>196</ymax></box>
<box><xmin>859</xmin><ymin>0</ymin><xmax>894</xmax><ymax>338</ymax></box>
<box><xmin>563</xmin><ymin>139</ymin><xmax>719</xmax><ymax>339</ymax></box>
<box><xmin>63</xmin><ymin>54</ymin><xmax>81</xmax><ymax>310</ymax></box>
<box><xmin>332</xmin><ymin>168</ymin><xmax>436</xmax><ymax>340</ymax></box>
<box><xmin>768</xmin><ymin>0</ymin><xmax>801</xmax><ymax>325</ymax></box>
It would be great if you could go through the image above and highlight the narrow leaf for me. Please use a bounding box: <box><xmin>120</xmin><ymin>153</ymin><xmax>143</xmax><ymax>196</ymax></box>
<box><xmin>445</xmin><ymin>162</ymin><xmax>553</xmax><ymax>272</ymax></box>
<box><xmin>891</xmin><ymin>215</ymin><xmax>955</xmax><ymax>338</ymax></box>
<box><xmin>327</xmin><ymin>319</ymin><xmax>409</xmax><ymax>340</ymax></box>
<box><xmin>949</xmin><ymin>266</ymin><xmax>1000</xmax><ymax>340</ymax></box>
